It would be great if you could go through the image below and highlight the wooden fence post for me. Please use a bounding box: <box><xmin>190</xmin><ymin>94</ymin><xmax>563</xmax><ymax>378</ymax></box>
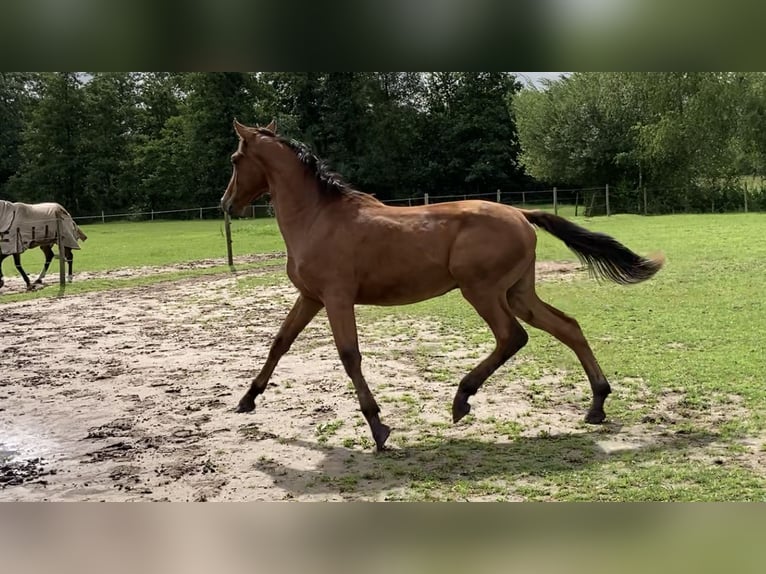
<box><xmin>553</xmin><ymin>187</ymin><xmax>558</xmax><ymax>215</ymax></box>
<box><xmin>606</xmin><ymin>184</ymin><xmax>611</xmax><ymax>216</ymax></box>
<box><xmin>56</xmin><ymin>217</ymin><xmax>65</xmax><ymax>287</ymax></box>
<box><xmin>224</xmin><ymin>211</ymin><xmax>234</xmax><ymax>268</ymax></box>
<box><xmin>424</xmin><ymin>193</ymin><xmax>429</xmax><ymax>205</ymax></box>
<box><xmin>643</xmin><ymin>185</ymin><xmax>648</xmax><ymax>215</ymax></box>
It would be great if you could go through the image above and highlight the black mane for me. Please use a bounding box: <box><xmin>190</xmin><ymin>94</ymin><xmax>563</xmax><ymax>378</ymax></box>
<box><xmin>283</xmin><ymin>138</ymin><xmax>351</xmax><ymax>197</ymax></box>
<box><xmin>256</xmin><ymin>127</ymin><xmax>369</xmax><ymax>200</ymax></box>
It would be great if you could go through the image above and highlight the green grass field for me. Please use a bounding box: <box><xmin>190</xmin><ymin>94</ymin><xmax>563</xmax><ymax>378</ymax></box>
<box><xmin>75</xmin><ymin>217</ymin><xmax>286</xmax><ymax>270</ymax></box>
<box><xmin>349</xmin><ymin>213</ymin><xmax>766</xmax><ymax>500</ymax></box>
<box><xmin>0</xmin><ymin>217</ymin><xmax>286</xmax><ymax>301</ymax></box>
<box><xmin>2</xmin><ymin>212</ymin><xmax>765</xmax><ymax>499</ymax></box>
<box><xmin>2</xmin><ymin>217</ymin><xmax>283</xmax><ymax>271</ymax></box>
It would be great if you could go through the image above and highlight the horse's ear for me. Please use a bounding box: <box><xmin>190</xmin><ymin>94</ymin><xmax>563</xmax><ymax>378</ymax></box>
<box><xmin>233</xmin><ymin>119</ymin><xmax>251</xmax><ymax>139</ymax></box>
<box><xmin>265</xmin><ymin>119</ymin><xmax>278</xmax><ymax>134</ymax></box>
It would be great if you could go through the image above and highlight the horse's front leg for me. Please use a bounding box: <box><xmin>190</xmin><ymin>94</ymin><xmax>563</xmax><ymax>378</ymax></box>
<box><xmin>0</xmin><ymin>253</ymin><xmax>7</xmax><ymax>288</ymax></box>
<box><xmin>325</xmin><ymin>297</ymin><xmax>391</xmax><ymax>451</ymax></box>
<box><xmin>236</xmin><ymin>294</ymin><xmax>324</xmax><ymax>412</ymax></box>
<box><xmin>33</xmin><ymin>245</ymin><xmax>55</xmax><ymax>285</ymax></box>
<box><xmin>13</xmin><ymin>253</ymin><xmax>33</xmax><ymax>290</ymax></box>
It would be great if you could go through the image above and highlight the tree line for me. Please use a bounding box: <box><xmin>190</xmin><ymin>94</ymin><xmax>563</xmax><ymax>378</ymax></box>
<box><xmin>1</xmin><ymin>72</ymin><xmax>765</xmax><ymax>218</ymax></box>
<box><xmin>514</xmin><ymin>72</ymin><xmax>766</xmax><ymax>213</ymax></box>
<box><xmin>0</xmin><ymin>72</ymin><xmax>527</xmax><ymax>217</ymax></box>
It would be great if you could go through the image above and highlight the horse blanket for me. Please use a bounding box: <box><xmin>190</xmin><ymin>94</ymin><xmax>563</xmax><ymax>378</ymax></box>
<box><xmin>0</xmin><ymin>200</ymin><xmax>86</xmax><ymax>255</ymax></box>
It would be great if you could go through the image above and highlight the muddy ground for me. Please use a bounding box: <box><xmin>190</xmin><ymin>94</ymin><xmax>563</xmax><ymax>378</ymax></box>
<box><xmin>0</xmin><ymin>258</ymin><xmax>752</xmax><ymax>500</ymax></box>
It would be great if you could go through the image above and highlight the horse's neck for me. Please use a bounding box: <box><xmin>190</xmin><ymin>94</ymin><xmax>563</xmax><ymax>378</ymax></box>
<box><xmin>267</xmin><ymin>166</ymin><xmax>323</xmax><ymax>251</ymax></box>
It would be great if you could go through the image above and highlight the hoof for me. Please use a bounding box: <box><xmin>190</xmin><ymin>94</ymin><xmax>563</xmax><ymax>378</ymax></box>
<box><xmin>452</xmin><ymin>395</ymin><xmax>471</xmax><ymax>423</ymax></box>
<box><xmin>235</xmin><ymin>396</ymin><xmax>256</xmax><ymax>413</ymax></box>
<box><xmin>585</xmin><ymin>409</ymin><xmax>606</xmax><ymax>424</ymax></box>
<box><xmin>373</xmin><ymin>423</ymin><xmax>391</xmax><ymax>452</ymax></box>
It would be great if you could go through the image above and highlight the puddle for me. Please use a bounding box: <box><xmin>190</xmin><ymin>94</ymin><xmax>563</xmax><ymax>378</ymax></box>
<box><xmin>0</xmin><ymin>429</ymin><xmax>59</xmax><ymax>490</ymax></box>
<box><xmin>0</xmin><ymin>425</ymin><xmax>59</xmax><ymax>460</ymax></box>
<box><xmin>1</xmin><ymin>447</ymin><xmax>19</xmax><ymax>463</ymax></box>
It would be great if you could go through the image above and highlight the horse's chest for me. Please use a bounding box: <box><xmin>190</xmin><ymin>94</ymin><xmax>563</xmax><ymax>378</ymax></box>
<box><xmin>286</xmin><ymin>259</ymin><xmax>321</xmax><ymax>298</ymax></box>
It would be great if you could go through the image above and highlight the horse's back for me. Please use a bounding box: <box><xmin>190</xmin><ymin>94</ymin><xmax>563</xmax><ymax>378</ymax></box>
<box><xmin>0</xmin><ymin>201</ymin><xmax>84</xmax><ymax>254</ymax></box>
<box><xmin>362</xmin><ymin>200</ymin><xmax>535</xmax><ymax>246</ymax></box>
<box><xmin>21</xmin><ymin>202</ymin><xmax>70</xmax><ymax>219</ymax></box>
<box><xmin>315</xmin><ymin>199</ymin><xmax>537</xmax><ymax>304</ymax></box>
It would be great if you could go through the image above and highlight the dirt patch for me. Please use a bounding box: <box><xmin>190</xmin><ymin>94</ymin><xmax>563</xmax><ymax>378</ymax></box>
<box><xmin>535</xmin><ymin>260</ymin><xmax>584</xmax><ymax>282</ymax></box>
<box><xmin>0</xmin><ymin>258</ymin><xmax>753</xmax><ymax>500</ymax></box>
<box><xmin>75</xmin><ymin>252</ymin><xmax>286</xmax><ymax>282</ymax></box>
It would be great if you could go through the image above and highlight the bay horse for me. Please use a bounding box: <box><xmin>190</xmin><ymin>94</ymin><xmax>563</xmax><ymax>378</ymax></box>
<box><xmin>0</xmin><ymin>200</ymin><xmax>87</xmax><ymax>290</ymax></box>
<box><xmin>221</xmin><ymin>120</ymin><xmax>664</xmax><ymax>451</ymax></box>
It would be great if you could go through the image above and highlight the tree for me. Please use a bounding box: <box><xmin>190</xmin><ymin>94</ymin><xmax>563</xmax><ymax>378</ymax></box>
<box><xmin>182</xmin><ymin>73</ymin><xmax>255</xmax><ymax>208</ymax></box>
<box><xmin>134</xmin><ymin>72</ymin><xmax>182</xmax><ymax>138</ymax></box>
<box><xmin>354</xmin><ymin>73</ymin><xmax>428</xmax><ymax>199</ymax></box>
<box><xmin>514</xmin><ymin>73</ymin><xmax>745</xmax><ymax>212</ymax></box>
<box><xmin>130</xmin><ymin>73</ymin><xmax>185</xmax><ymax>212</ymax></box>
<box><xmin>264</xmin><ymin>72</ymin><xmax>325</xmax><ymax>146</ymax></box>
<box><xmin>261</xmin><ymin>73</ymin><xmax>426</xmax><ymax>199</ymax></box>
<box><xmin>80</xmin><ymin>72</ymin><xmax>139</xmax><ymax>213</ymax></box>
<box><xmin>10</xmin><ymin>73</ymin><xmax>88</xmax><ymax>213</ymax></box>
<box><xmin>423</xmin><ymin>72</ymin><xmax>526</xmax><ymax>194</ymax></box>
<box><xmin>0</xmin><ymin>72</ymin><xmax>30</xmax><ymax>199</ymax></box>
<box><xmin>729</xmin><ymin>73</ymin><xmax>766</xmax><ymax>179</ymax></box>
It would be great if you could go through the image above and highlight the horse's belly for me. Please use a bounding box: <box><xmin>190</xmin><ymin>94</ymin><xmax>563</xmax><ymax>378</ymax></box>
<box><xmin>355</xmin><ymin>270</ymin><xmax>457</xmax><ymax>306</ymax></box>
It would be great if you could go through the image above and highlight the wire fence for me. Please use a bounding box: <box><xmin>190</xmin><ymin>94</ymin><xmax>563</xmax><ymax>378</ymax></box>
<box><xmin>71</xmin><ymin>184</ymin><xmax>765</xmax><ymax>224</ymax></box>
<box><xmin>70</xmin><ymin>188</ymin><xmax>599</xmax><ymax>223</ymax></box>
<box><xmin>74</xmin><ymin>205</ymin><xmax>224</xmax><ymax>223</ymax></box>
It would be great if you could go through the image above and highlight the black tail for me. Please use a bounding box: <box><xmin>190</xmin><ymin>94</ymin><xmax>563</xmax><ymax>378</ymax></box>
<box><xmin>521</xmin><ymin>210</ymin><xmax>664</xmax><ymax>285</ymax></box>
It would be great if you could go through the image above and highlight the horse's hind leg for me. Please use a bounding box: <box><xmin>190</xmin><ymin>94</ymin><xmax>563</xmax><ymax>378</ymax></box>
<box><xmin>453</xmin><ymin>287</ymin><xmax>529</xmax><ymax>423</ymax></box>
<box><xmin>65</xmin><ymin>247</ymin><xmax>74</xmax><ymax>282</ymax></box>
<box><xmin>34</xmin><ymin>245</ymin><xmax>55</xmax><ymax>285</ymax></box>
<box><xmin>237</xmin><ymin>294</ymin><xmax>323</xmax><ymax>413</ymax></box>
<box><xmin>510</xmin><ymin>289</ymin><xmax>611</xmax><ymax>424</ymax></box>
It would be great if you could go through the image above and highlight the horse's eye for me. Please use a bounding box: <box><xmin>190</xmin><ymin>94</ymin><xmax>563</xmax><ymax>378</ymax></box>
<box><xmin>231</xmin><ymin>150</ymin><xmax>245</xmax><ymax>165</ymax></box>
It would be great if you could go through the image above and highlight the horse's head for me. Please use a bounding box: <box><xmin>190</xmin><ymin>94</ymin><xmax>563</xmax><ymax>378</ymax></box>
<box><xmin>220</xmin><ymin>119</ymin><xmax>276</xmax><ymax>217</ymax></box>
